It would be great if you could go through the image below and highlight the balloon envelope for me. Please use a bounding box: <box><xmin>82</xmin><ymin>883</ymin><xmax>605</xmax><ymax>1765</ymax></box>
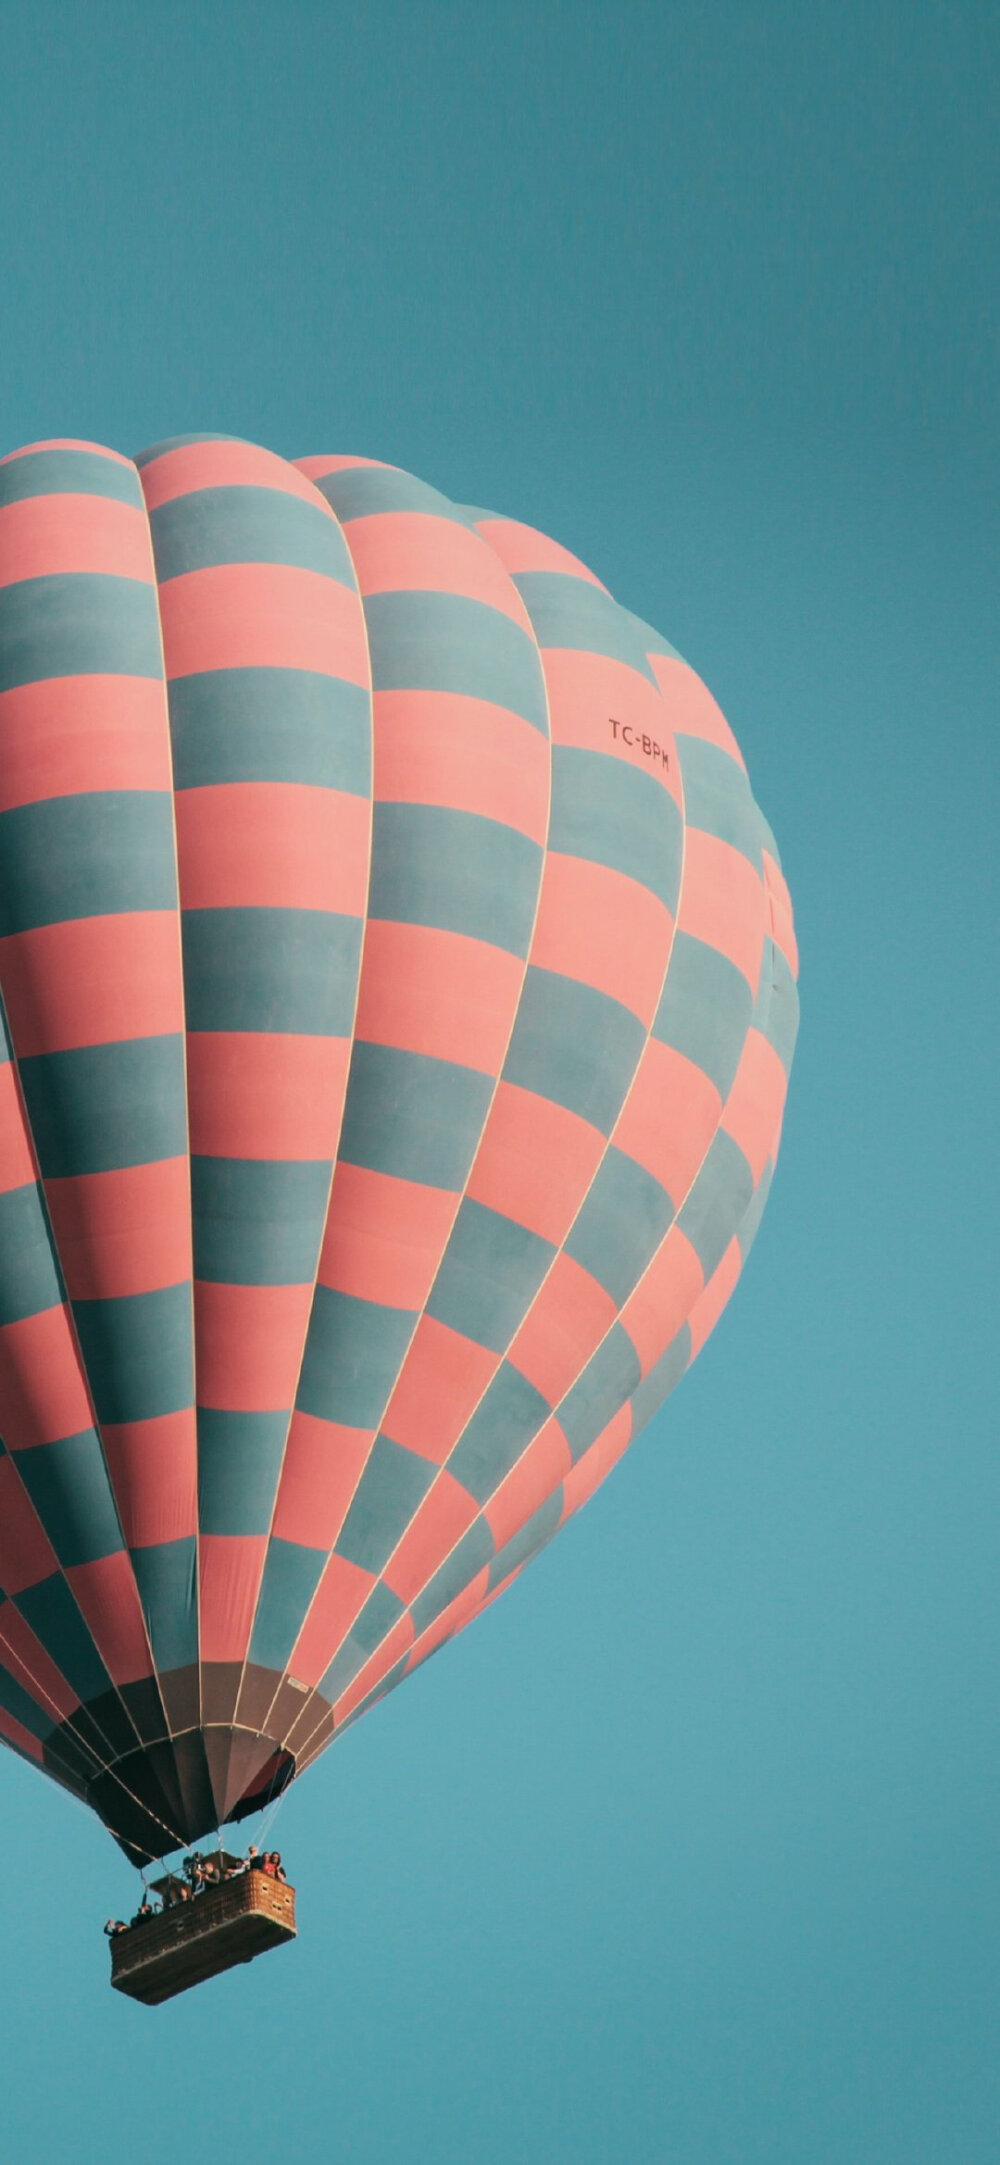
<box><xmin>0</xmin><ymin>435</ymin><xmax>798</xmax><ymax>1862</ymax></box>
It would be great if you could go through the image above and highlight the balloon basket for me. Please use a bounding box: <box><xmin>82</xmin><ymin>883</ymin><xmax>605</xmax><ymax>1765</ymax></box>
<box><xmin>109</xmin><ymin>1868</ymin><xmax>296</xmax><ymax>2005</ymax></box>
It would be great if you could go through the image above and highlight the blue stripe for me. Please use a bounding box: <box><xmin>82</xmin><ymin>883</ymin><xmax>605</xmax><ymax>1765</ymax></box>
<box><xmin>15</xmin><ymin>1431</ymin><xmax>123</xmax><ymax>1566</ymax></box>
<box><xmin>557</xmin><ymin>1324</ymin><xmax>642</xmax><ymax>1463</ymax></box>
<box><xmin>318</xmin><ymin>1581</ymin><xmax>406</xmax><ymax>1701</ymax></box>
<box><xmin>190</xmin><ymin>1157</ymin><xmax>332</xmax><ymax>1286</ymax></box>
<box><xmin>17</xmin><ymin>1574</ymin><xmax>113</xmax><ymax>1703</ymax></box>
<box><xmin>150</xmin><ymin>485</ymin><xmax>355</xmax><ymax>586</ymax></box>
<box><xmin>313</xmin><ymin>466</ymin><xmax>460</xmax><ymax>522</ymax></box>
<box><xmin>677</xmin><ymin>1130</ymin><xmax>755</xmax><ymax>1281</ymax></box>
<box><xmin>182</xmin><ymin>908</ymin><xmax>362</xmax><ymax>1036</ymax></box>
<box><xmin>197</xmin><ymin>1410</ymin><xmax>290</xmax><ymax>1536</ymax></box>
<box><xmin>335</xmin><ymin>1436</ymin><xmax>435</xmax><ymax>1575</ymax></box>
<box><xmin>503</xmin><ymin>970</ymin><xmax>646</xmax><ymax>1135</ymax></box>
<box><xmin>0</xmin><ymin>1184</ymin><xmax>62</xmax><ymax>1325</ymax></box>
<box><xmin>296</xmin><ymin>1287</ymin><xmax>416</xmax><ymax>1429</ymax></box>
<box><xmin>248</xmin><ymin>1539</ymin><xmax>327</xmax><ymax>1671</ymax></box>
<box><xmin>676</xmin><ymin>735</ymin><xmax>763</xmax><ymax>865</ymax></box>
<box><xmin>364</xmin><ymin>591</ymin><xmax>548</xmax><ymax>732</ymax></box>
<box><xmin>427</xmin><ymin>1200</ymin><xmax>554</xmax><ymax>1352</ymax></box>
<box><xmin>19</xmin><ymin>1035</ymin><xmax>188</xmax><ymax>1177</ymax></box>
<box><xmin>0</xmin><ymin>574</ymin><xmax>162</xmax><ymax>693</ymax></box>
<box><xmin>447</xmin><ymin>1364</ymin><xmax>550</xmax><ymax>1506</ymax></box>
<box><xmin>0</xmin><ymin>791</ymin><xmax>177</xmax><ymax>936</ymax></box>
<box><xmin>0</xmin><ymin>450</ymin><xmax>142</xmax><ymax>509</ymax></box>
<box><xmin>409</xmin><ymin>1517</ymin><xmax>495</xmax><ymax>1634</ymax></box>
<box><xmin>338</xmin><ymin>1042</ymin><xmax>493</xmax><ymax>1189</ymax></box>
<box><xmin>370</xmin><ymin>805</ymin><xmax>541</xmax><ymax>957</ymax></box>
<box><xmin>134</xmin><ymin>435</ymin><xmax>245</xmax><ymax>467</ymax></box>
<box><xmin>72</xmin><ymin>1283</ymin><xmax>194</xmax><ymax>1426</ymax></box>
<box><xmin>168</xmin><ymin>669</ymin><xmax>371</xmax><ymax>794</ymax></box>
<box><xmin>486</xmin><ymin>1489</ymin><xmax>562</xmax><ymax>1590</ymax></box>
<box><xmin>548</xmin><ymin>746</ymin><xmax>683</xmax><ymax>909</ymax></box>
<box><xmin>514</xmin><ymin>572</ymin><xmax>658</xmax><ymax>682</ymax></box>
<box><xmin>564</xmin><ymin>1148</ymin><xmax>675</xmax><ymax>1302</ymax></box>
<box><xmin>737</xmin><ymin>1162</ymin><xmax>774</xmax><ymax>1263</ymax></box>
<box><xmin>652</xmin><ymin>932</ymin><xmax>753</xmax><ymax>1095</ymax></box>
<box><xmin>629</xmin><ymin>1325</ymin><xmax>691</xmax><ymax>1435</ymax></box>
<box><xmin>130</xmin><ymin>1539</ymin><xmax>198</xmax><ymax>1673</ymax></box>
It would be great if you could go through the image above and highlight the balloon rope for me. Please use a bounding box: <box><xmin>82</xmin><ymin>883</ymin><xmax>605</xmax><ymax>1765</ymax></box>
<box><xmin>0</xmin><ymin>1620</ymin><xmax>187</xmax><ymax>1856</ymax></box>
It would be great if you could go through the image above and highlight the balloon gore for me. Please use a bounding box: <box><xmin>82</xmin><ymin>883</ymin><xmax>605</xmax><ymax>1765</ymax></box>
<box><xmin>0</xmin><ymin>436</ymin><xmax>798</xmax><ymax>1863</ymax></box>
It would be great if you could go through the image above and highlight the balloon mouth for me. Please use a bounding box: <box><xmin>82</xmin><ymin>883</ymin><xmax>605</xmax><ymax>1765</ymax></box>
<box><xmin>92</xmin><ymin>1735</ymin><xmax>296</xmax><ymax>1867</ymax></box>
<box><xmin>42</xmin><ymin>1691</ymin><xmax>297</xmax><ymax>1867</ymax></box>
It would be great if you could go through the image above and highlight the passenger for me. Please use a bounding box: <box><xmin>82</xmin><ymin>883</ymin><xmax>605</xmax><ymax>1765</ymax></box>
<box><xmin>270</xmin><ymin>1851</ymin><xmax>287</xmax><ymax>1883</ymax></box>
<box><xmin>104</xmin><ymin>1917</ymin><xmax>127</xmax><ymax>1936</ymax></box>
<box><xmin>183</xmin><ymin>1853</ymin><xmax>204</xmax><ymax>1890</ymax></box>
<box><xmin>247</xmin><ymin>1845</ymin><xmax>262</xmax><ymax>1870</ymax></box>
<box><xmin>261</xmin><ymin>1851</ymin><xmax>277</xmax><ymax>1877</ymax></box>
<box><xmin>132</xmin><ymin>1899</ymin><xmax>155</xmax><ymax>1927</ymax></box>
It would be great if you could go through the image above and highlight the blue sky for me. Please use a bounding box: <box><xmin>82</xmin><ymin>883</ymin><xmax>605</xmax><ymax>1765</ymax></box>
<box><xmin>0</xmin><ymin>4</ymin><xmax>996</xmax><ymax>2159</ymax></box>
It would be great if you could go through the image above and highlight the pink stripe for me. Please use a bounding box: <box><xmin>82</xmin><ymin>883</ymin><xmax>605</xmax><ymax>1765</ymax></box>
<box><xmin>0</xmin><ymin>1307</ymin><xmax>95</xmax><ymax>1449</ymax></box>
<box><xmin>508</xmin><ymin>1253</ymin><xmax>618</xmax><ymax>1405</ymax></box>
<box><xmin>0</xmin><ymin>1457</ymin><xmax>59</xmax><ymax>1591</ymax></box>
<box><xmin>677</xmin><ymin>831</ymin><xmax>765</xmax><ymax>992</ymax></box>
<box><xmin>287</xmin><ymin>1553</ymin><xmax>374</xmax><ymax>1688</ymax></box>
<box><xmin>475</xmin><ymin>515</ymin><xmax>609</xmax><ymax>589</ymax></box>
<box><xmin>198</xmin><ymin>1536</ymin><xmax>268</xmax><ymax>1663</ymax></box>
<box><xmin>140</xmin><ymin>440</ymin><xmax>332</xmax><ymax>512</ymax></box>
<box><xmin>382</xmin><ymin>1316</ymin><xmax>498</xmax><ymax>1465</ymax></box>
<box><xmin>382</xmin><ymin>1470</ymin><xmax>478</xmax><ymax>1604</ymax></box>
<box><xmin>688</xmin><ymin>1237</ymin><xmax>743</xmax><ymax>1360</ymax></box>
<box><xmin>319</xmin><ymin>1162</ymin><xmax>457</xmax><ymax>1309</ymax></box>
<box><xmin>331</xmin><ymin>1613</ymin><xmax>415</xmax><ymax>1723</ymax></box>
<box><xmin>103</xmin><ymin>1411</ymin><xmax>198</xmax><ymax>1547</ymax></box>
<box><xmin>186</xmin><ymin>1033</ymin><xmax>350</xmax><ymax>1160</ymax></box>
<box><xmin>530</xmin><ymin>854</ymin><xmax>672</xmax><ymax>1023</ymax></box>
<box><xmin>43</xmin><ymin>1158</ymin><xmax>192</xmax><ymax>1301</ymax></box>
<box><xmin>0</xmin><ymin>911</ymin><xmax>184</xmax><ymax>1057</ymax></box>
<box><xmin>465</xmin><ymin>1082</ymin><xmax>604</xmax><ymax>1243</ymax></box>
<box><xmin>560</xmin><ymin>1404</ymin><xmax>633</xmax><ymax>1519</ymax></box>
<box><xmin>721</xmin><ymin>1030</ymin><xmax>788</xmax><ymax>1184</ymax></box>
<box><xmin>402</xmin><ymin>1563</ymin><xmax>492</xmax><ymax>1671</ymax></box>
<box><xmin>0</xmin><ymin>439</ymin><xmax>132</xmax><ymax>468</ymax></box>
<box><xmin>355</xmin><ymin>923</ymin><xmax>523</xmax><ymax>1073</ymax></box>
<box><xmin>194</xmin><ymin>1281</ymin><xmax>313</xmax><ymax>1411</ymax></box>
<box><xmin>539</xmin><ymin>650</ymin><xmax>683</xmax><ymax>808</ymax></box>
<box><xmin>270</xmin><ymin>1414</ymin><xmax>371</xmax><ymax>1550</ymax></box>
<box><xmin>373</xmin><ymin>690</ymin><xmax>549</xmax><ymax>840</ymax></box>
<box><xmin>344</xmin><ymin>512</ymin><xmax>531</xmax><ymax>628</ymax></box>
<box><xmin>293</xmin><ymin>456</ymin><xmax>390</xmax><ymax>481</ymax></box>
<box><xmin>157</xmin><ymin>564</ymin><xmax>369</xmax><ymax>683</ymax></box>
<box><xmin>483</xmin><ymin>1417</ymin><xmax>572</xmax><ymax>1548</ymax></box>
<box><xmin>175</xmin><ymin>782</ymin><xmax>370</xmax><ymax>915</ymax></box>
<box><xmin>0</xmin><ymin>496</ymin><xmax>151</xmax><ymax>587</ymax></box>
<box><xmin>653</xmin><ymin>656</ymin><xmax>746</xmax><ymax>765</ymax></box>
<box><xmin>0</xmin><ymin>677</ymin><xmax>172</xmax><ymax>813</ymax></box>
<box><xmin>620</xmin><ymin>1228</ymin><xmax>704</xmax><ymax>1378</ymax></box>
<box><xmin>0</xmin><ymin>1062</ymin><xmax>38</xmax><ymax>1195</ymax></box>
<box><xmin>613</xmin><ymin>1038</ymin><xmax>723</xmax><ymax>1206</ymax></box>
<box><xmin>66</xmin><ymin>1555</ymin><xmax>154</xmax><ymax>1684</ymax></box>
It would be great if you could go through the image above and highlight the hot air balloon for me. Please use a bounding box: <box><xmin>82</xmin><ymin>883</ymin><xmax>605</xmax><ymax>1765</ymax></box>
<box><xmin>0</xmin><ymin>434</ymin><xmax>797</xmax><ymax>1997</ymax></box>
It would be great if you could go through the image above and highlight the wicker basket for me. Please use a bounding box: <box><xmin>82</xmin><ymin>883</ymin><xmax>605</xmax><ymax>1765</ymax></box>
<box><xmin>110</xmin><ymin>1870</ymin><xmax>296</xmax><ymax>2005</ymax></box>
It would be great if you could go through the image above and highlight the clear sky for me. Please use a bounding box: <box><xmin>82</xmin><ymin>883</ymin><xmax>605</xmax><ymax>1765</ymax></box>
<box><xmin>0</xmin><ymin>4</ymin><xmax>996</xmax><ymax>2159</ymax></box>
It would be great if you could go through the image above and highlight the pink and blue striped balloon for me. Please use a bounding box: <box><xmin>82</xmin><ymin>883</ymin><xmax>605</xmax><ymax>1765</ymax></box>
<box><xmin>0</xmin><ymin>434</ymin><xmax>798</xmax><ymax>1863</ymax></box>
